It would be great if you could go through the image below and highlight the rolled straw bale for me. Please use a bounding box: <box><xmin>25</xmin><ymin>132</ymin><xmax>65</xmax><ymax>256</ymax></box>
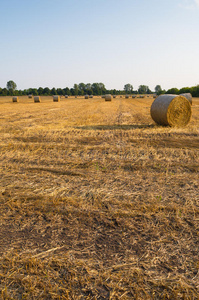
<box><xmin>113</xmin><ymin>95</ymin><xmax>116</xmax><ymax>98</ymax></box>
<box><xmin>153</xmin><ymin>94</ymin><xmax>157</xmax><ymax>98</ymax></box>
<box><xmin>89</xmin><ymin>95</ymin><xmax>93</xmax><ymax>98</ymax></box>
<box><xmin>65</xmin><ymin>95</ymin><xmax>68</xmax><ymax>98</ymax></box>
<box><xmin>75</xmin><ymin>96</ymin><xmax>77</xmax><ymax>98</ymax></box>
<box><xmin>120</xmin><ymin>96</ymin><xmax>123</xmax><ymax>98</ymax></box>
<box><xmin>125</xmin><ymin>95</ymin><xmax>129</xmax><ymax>99</ymax></box>
<box><xmin>85</xmin><ymin>95</ymin><xmax>89</xmax><ymax>99</ymax></box>
<box><xmin>105</xmin><ymin>94</ymin><xmax>112</xmax><ymax>101</ymax></box>
<box><xmin>12</xmin><ymin>96</ymin><xmax>19</xmax><ymax>102</ymax></box>
<box><xmin>150</xmin><ymin>94</ymin><xmax>191</xmax><ymax>127</ymax></box>
<box><xmin>102</xmin><ymin>95</ymin><xmax>105</xmax><ymax>98</ymax></box>
<box><xmin>132</xmin><ymin>95</ymin><xmax>136</xmax><ymax>98</ymax></box>
<box><xmin>179</xmin><ymin>93</ymin><xmax>192</xmax><ymax>105</ymax></box>
<box><xmin>34</xmin><ymin>96</ymin><xmax>41</xmax><ymax>103</ymax></box>
<box><xmin>28</xmin><ymin>94</ymin><xmax>32</xmax><ymax>98</ymax></box>
<box><xmin>53</xmin><ymin>95</ymin><xmax>60</xmax><ymax>102</ymax></box>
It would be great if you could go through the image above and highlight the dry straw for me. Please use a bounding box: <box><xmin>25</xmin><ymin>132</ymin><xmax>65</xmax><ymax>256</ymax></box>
<box><xmin>12</xmin><ymin>96</ymin><xmax>19</xmax><ymax>102</ymax></box>
<box><xmin>150</xmin><ymin>94</ymin><xmax>191</xmax><ymax>127</ymax></box>
<box><xmin>105</xmin><ymin>94</ymin><xmax>112</xmax><ymax>101</ymax></box>
<box><xmin>53</xmin><ymin>95</ymin><xmax>60</xmax><ymax>102</ymax></box>
<box><xmin>34</xmin><ymin>96</ymin><xmax>41</xmax><ymax>103</ymax></box>
<box><xmin>179</xmin><ymin>93</ymin><xmax>192</xmax><ymax>105</ymax></box>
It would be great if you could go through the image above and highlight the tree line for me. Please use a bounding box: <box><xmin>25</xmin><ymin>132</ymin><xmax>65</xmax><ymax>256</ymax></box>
<box><xmin>1</xmin><ymin>80</ymin><xmax>199</xmax><ymax>97</ymax></box>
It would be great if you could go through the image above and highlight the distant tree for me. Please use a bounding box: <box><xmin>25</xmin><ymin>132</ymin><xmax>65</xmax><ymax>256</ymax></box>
<box><xmin>179</xmin><ymin>87</ymin><xmax>191</xmax><ymax>94</ymax></box>
<box><xmin>73</xmin><ymin>84</ymin><xmax>79</xmax><ymax>96</ymax></box>
<box><xmin>43</xmin><ymin>87</ymin><xmax>50</xmax><ymax>95</ymax></box>
<box><xmin>6</xmin><ymin>80</ymin><xmax>17</xmax><ymax>94</ymax></box>
<box><xmin>165</xmin><ymin>88</ymin><xmax>179</xmax><ymax>95</ymax></box>
<box><xmin>124</xmin><ymin>84</ymin><xmax>133</xmax><ymax>94</ymax></box>
<box><xmin>78</xmin><ymin>83</ymin><xmax>86</xmax><ymax>95</ymax></box>
<box><xmin>37</xmin><ymin>87</ymin><xmax>44</xmax><ymax>95</ymax></box>
<box><xmin>155</xmin><ymin>85</ymin><xmax>162</xmax><ymax>95</ymax></box>
<box><xmin>63</xmin><ymin>87</ymin><xmax>70</xmax><ymax>96</ymax></box>
<box><xmin>85</xmin><ymin>83</ymin><xmax>92</xmax><ymax>95</ymax></box>
<box><xmin>50</xmin><ymin>88</ymin><xmax>57</xmax><ymax>95</ymax></box>
<box><xmin>56</xmin><ymin>88</ymin><xmax>64</xmax><ymax>95</ymax></box>
<box><xmin>138</xmin><ymin>85</ymin><xmax>148</xmax><ymax>94</ymax></box>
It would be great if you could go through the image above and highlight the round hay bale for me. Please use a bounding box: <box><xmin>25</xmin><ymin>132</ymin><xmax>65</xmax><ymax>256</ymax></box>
<box><xmin>120</xmin><ymin>96</ymin><xmax>123</xmax><ymax>98</ymax></box>
<box><xmin>132</xmin><ymin>95</ymin><xmax>136</xmax><ymax>98</ymax></box>
<box><xmin>85</xmin><ymin>95</ymin><xmax>89</xmax><ymax>99</ymax></box>
<box><xmin>34</xmin><ymin>96</ymin><xmax>41</xmax><ymax>103</ymax></box>
<box><xmin>65</xmin><ymin>95</ymin><xmax>68</xmax><ymax>98</ymax></box>
<box><xmin>179</xmin><ymin>93</ymin><xmax>192</xmax><ymax>105</ymax></box>
<box><xmin>12</xmin><ymin>96</ymin><xmax>19</xmax><ymax>102</ymax></box>
<box><xmin>28</xmin><ymin>94</ymin><xmax>32</xmax><ymax>99</ymax></box>
<box><xmin>153</xmin><ymin>94</ymin><xmax>157</xmax><ymax>98</ymax></box>
<box><xmin>101</xmin><ymin>95</ymin><xmax>105</xmax><ymax>98</ymax></box>
<box><xmin>89</xmin><ymin>95</ymin><xmax>93</xmax><ymax>98</ymax></box>
<box><xmin>125</xmin><ymin>95</ymin><xmax>129</xmax><ymax>99</ymax></box>
<box><xmin>105</xmin><ymin>94</ymin><xmax>112</xmax><ymax>101</ymax></box>
<box><xmin>113</xmin><ymin>95</ymin><xmax>116</xmax><ymax>98</ymax></box>
<box><xmin>150</xmin><ymin>94</ymin><xmax>191</xmax><ymax>127</ymax></box>
<box><xmin>53</xmin><ymin>95</ymin><xmax>60</xmax><ymax>102</ymax></box>
<box><xmin>75</xmin><ymin>96</ymin><xmax>77</xmax><ymax>98</ymax></box>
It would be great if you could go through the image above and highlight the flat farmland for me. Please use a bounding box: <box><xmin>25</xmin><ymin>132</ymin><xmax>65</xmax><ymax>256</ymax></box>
<box><xmin>0</xmin><ymin>96</ymin><xmax>199</xmax><ymax>299</ymax></box>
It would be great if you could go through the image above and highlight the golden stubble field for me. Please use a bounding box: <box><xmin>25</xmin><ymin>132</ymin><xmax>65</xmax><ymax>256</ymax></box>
<box><xmin>0</xmin><ymin>95</ymin><xmax>199</xmax><ymax>299</ymax></box>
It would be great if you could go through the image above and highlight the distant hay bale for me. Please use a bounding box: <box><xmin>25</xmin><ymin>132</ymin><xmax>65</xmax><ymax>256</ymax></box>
<box><xmin>113</xmin><ymin>95</ymin><xmax>116</xmax><ymax>98</ymax></box>
<box><xmin>140</xmin><ymin>95</ymin><xmax>144</xmax><ymax>98</ymax></box>
<box><xmin>132</xmin><ymin>95</ymin><xmax>136</xmax><ymax>98</ymax></box>
<box><xmin>153</xmin><ymin>94</ymin><xmax>157</xmax><ymax>98</ymax></box>
<box><xmin>102</xmin><ymin>95</ymin><xmax>105</xmax><ymax>98</ymax></box>
<box><xmin>75</xmin><ymin>96</ymin><xmax>77</xmax><ymax>98</ymax></box>
<box><xmin>105</xmin><ymin>94</ymin><xmax>112</xmax><ymax>101</ymax></box>
<box><xmin>34</xmin><ymin>96</ymin><xmax>41</xmax><ymax>103</ymax></box>
<box><xmin>150</xmin><ymin>94</ymin><xmax>191</xmax><ymax>127</ymax></box>
<box><xmin>28</xmin><ymin>94</ymin><xmax>32</xmax><ymax>98</ymax></box>
<box><xmin>125</xmin><ymin>95</ymin><xmax>129</xmax><ymax>98</ymax></box>
<box><xmin>85</xmin><ymin>95</ymin><xmax>89</xmax><ymax>99</ymax></box>
<box><xmin>12</xmin><ymin>96</ymin><xmax>19</xmax><ymax>102</ymax></box>
<box><xmin>120</xmin><ymin>96</ymin><xmax>123</xmax><ymax>98</ymax></box>
<box><xmin>53</xmin><ymin>95</ymin><xmax>60</xmax><ymax>102</ymax></box>
<box><xmin>89</xmin><ymin>95</ymin><xmax>93</xmax><ymax>98</ymax></box>
<box><xmin>65</xmin><ymin>95</ymin><xmax>68</xmax><ymax>98</ymax></box>
<box><xmin>179</xmin><ymin>93</ymin><xmax>192</xmax><ymax>105</ymax></box>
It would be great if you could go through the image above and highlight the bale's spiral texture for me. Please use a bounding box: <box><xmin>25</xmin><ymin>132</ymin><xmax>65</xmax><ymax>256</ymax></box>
<box><xmin>12</xmin><ymin>96</ymin><xmax>19</xmax><ymax>102</ymax></box>
<box><xmin>34</xmin><ymin>96</ymin><xmax>41</xmax><ymax>103</ymax></box>
<box><xmin>53</xmin><ymin>95</ymin><xmax>60</xmax><ymax>102</ymax></box>
<box><xmin>150</xmin><ymin>94</ymin><xmax>191</xmax><ymax>127</ymax></box>
<box><xmin>85</xmin><ymin>95</ymin><xmax>89</xmax><ymax>99</ymax></box>
<box><xmin>105</xmin><ymin>94</ymin><xmax>112</xmax><ymax>101</ymax></box>
<box><xmin>180</xmin><ymin>93</ymin><xmax>192</xmax><ymax>105</ymax></box>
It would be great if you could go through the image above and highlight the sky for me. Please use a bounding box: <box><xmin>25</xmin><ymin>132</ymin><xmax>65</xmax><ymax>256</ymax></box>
<box><xmin>0</xmin><ymin>0</ymin><xmax>199</xmax><ymax>91</ymax></box>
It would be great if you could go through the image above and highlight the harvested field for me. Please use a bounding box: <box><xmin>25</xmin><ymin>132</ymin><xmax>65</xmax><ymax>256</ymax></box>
<box><xmin>0</xmin><ymin>96</ymin><xmax>199</xmax><ymax>299</ymax></box>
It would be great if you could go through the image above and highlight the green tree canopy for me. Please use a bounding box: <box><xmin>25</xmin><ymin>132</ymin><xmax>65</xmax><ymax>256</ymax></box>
<box><xmin>6</xmin><ymin>80</ymin><xmax>17</xmax><ymax>93</ymax></box>
<box><xmin>124</xmin><ymin>84</ymin><xmax>133</xmax><ymax>94</ymax></box>
<box><xmin>138</xmin><ymin>85</ymin><xmax>148</xmax><ymax>94</ymax></box>
<box><xmin>155</xmin><ymin>85</ymin><xmax>162</xmax><ymax>95</ymax></box>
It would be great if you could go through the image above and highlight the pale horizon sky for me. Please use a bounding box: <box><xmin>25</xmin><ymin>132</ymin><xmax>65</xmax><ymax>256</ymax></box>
<box><xmin>0</xmin><ymin>0</ymin><xmax>199</xmax><ymax>91</ymax></box>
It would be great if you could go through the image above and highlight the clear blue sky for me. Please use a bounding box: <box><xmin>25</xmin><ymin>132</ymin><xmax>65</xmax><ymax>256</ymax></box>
<box><xmin>0</xmin><ymin>0</ymin><xmax>199</xmax><ymax>91</ymax></box>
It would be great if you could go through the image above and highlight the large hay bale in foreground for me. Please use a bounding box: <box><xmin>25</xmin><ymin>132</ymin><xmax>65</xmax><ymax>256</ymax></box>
<box><xmin>179</xmin><ymin>93</ymin><xmax>192</xmax><ymax>105</ymax></box>
<box><xmin>12</xmin><ymin>96</ymin><xmax>19</xmax><ymax>102</ymax></box>
<box><xmin>34</xmin><ymin>96</ymin><xmax>41</xmax><ymax>103</ymax></box>
<box><xmin>105</xmin><ymin>94</ymin><xmax>112</xmax><ymax>101</ymax></box>
<box><xmin>150</xmin><ymin>94</ymin><xmax>191</xmax><ymax>127</ymax></box>
<box><xmin>85</xmin><ymin>95</ymin><xmax>89</xmax><ymax>99</ymax></box>
<box><xmin>53</xmin><ymin>95</ymin><xmax>60</xmax><ymax>102</ymax></box>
